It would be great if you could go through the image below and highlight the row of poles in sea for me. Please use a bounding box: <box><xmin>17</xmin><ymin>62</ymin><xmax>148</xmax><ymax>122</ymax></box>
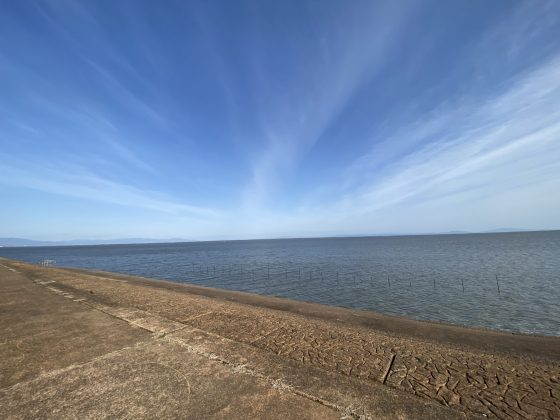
<box><xmin>185</xmin><ymin>262</ymin><xmax>503</xmax><ymax>294</ymax></box>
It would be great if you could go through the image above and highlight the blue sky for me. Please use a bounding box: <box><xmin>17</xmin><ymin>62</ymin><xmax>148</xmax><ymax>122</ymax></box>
<box><xmin>1</xmin><ymin>0</ymin><xmax>560</xmax><ymax>240</ymax></box>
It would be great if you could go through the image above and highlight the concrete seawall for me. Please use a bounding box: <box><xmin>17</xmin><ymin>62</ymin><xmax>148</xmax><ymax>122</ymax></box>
<box><xmin>1</xmin><ymin>258</ymin><xmax>559</xmax><ymax>419</ymax></box>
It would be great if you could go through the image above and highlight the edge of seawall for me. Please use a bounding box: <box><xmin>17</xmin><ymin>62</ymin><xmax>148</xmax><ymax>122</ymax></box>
<box><xmin>4</xmin><ymin>257</ymin><xmax>559</xmax><ymax>362</ymax></box>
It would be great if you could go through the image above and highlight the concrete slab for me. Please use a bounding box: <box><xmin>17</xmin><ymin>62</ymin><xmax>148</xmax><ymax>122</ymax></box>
<box><xmin>0</xmin><ymin>264</ymin><xmax>346</xmax><ymax>419</ymax></box>
<box><xmin>0</xmin><ymin>340</ymin><xmax>339</xmax><ymax>420</ymax></box>
<box><xmin>0</xmin><ymin>269</ymin><xmax>149</xmax><ymax>388</ymax></box>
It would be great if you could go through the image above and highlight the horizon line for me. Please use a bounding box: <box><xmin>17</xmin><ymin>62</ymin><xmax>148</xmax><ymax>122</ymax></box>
<box><xmin>1</xmin><ymin>228</ymin><xmax>559</xmax><ymax>248</ymax></box>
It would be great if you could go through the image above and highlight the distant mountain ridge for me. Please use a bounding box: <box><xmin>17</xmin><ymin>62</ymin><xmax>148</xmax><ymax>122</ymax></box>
<box><xmin>0</xmin><ymin>228</ymin><xmax>543</xmax><ymax>247</ymax></box>
<box><xmin>0</xmin><ymin>237</ymin><xmax>189</xmax><ymax>247</ymax></box>
<box><xmin>0</xmin><ymin>238</ymin><xmax>54</xmax><ymax>247</ymax></box>
<box><xmin>484</xmin><ymin>228</ymin><xmax>530</xmax><ymax>233</ymax></box>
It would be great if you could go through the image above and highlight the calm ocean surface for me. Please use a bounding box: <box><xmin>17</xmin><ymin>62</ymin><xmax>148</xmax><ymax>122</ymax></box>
<box><xmin>2</xmin><ymin>231</ymin><xmax>559</xmax><ymax>336</ymax></box>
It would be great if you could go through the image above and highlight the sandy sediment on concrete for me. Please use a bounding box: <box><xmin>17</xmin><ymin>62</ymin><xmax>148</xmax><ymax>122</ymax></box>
<box><xmin>1</xmin><ymin>258</ymin><xmax>559</xmax><ymax>419</ymax></box>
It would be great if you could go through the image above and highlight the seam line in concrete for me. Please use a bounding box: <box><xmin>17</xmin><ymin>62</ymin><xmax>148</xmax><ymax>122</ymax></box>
<box><xmin>0</xmin><ymin>340</ymin><xmax>154</xmax><ymax>394</ymax></box>
<box><xmin>163</xmin><ymin>334</ymin><xmax>365</xmax><ymax>419</ymax></box>
<box><xmin>82</xmin><ymin>302</ymin><xmax>156</xmax><ymax>333</ymax></box>
<box><xmin>179</xmin><ymin>311</ymin><xmax>214</xmax><ymax>324</ymax></box>
<box><xmin>249</xmin><ymin>325</ymin><xmax>284</xmax><ymax>345</ymax></box>
<box><xmin>161</xmin><ymin>323</ymin><xmax>197</xmax><ymax>336</ymax></box>
<box><xmin>0</xmin><ymin>264</ymin><xmax>18</xmax><ymax>273</ymax></box>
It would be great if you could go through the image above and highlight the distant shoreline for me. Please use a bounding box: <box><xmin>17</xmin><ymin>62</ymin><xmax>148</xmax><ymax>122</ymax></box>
<box><xmin>1</xmin><ymin>228</ymin><xmax>559</xmax><ymax>248</ymax></box>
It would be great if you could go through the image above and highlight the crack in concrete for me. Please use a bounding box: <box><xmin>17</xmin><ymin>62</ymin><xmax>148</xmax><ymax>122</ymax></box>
<box><xmin>382</xmin><ymin>353</ymin><xmax>396</xmax><ymax>384</ymax></box>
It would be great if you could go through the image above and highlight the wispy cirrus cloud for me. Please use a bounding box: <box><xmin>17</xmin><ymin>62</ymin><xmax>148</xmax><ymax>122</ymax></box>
<box><xmin>240</xmin><ymin>1</ymin><xmax>417</xmax><ymax>210</ymax></box>
<box><xmin>333</xmin><ymin>50</ymin><xmax>560</xmax><ymax>218</ymax></box>
<box><xmin>229</xmin><ymin>9</ymin><xmax>560</xmax><ymax>237</ymax></box>
<box><xmin>259</xmin><ymin>54</ymin><xmax>559</xmax><ymax>238</ymax></box>
<box><xmin>0</xmin><ymin>158</ymin><xmax>218</xmax><ymax>218</ymax></box>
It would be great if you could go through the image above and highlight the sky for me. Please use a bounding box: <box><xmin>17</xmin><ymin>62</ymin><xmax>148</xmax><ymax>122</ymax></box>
<box><xmin>1</xmin><ymin>0</ymin><xmax>560</xmax><ymax>241</ymax></box>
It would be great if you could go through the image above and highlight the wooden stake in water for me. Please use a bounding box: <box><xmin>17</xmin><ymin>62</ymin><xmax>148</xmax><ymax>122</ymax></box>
<box><xmin>461</xmin><ymin>278</ymin><xmax>465</xmax><ymax>293</ymax></box>
<box><xmin>496</xmin><ymin>274</ymin><xmax>500</xmax><ymax>294</ymax></box>
<box><xmin>433</xmin><ymin>278</ymin><xmax>436</xmax><ymax>289</ymax></box>
<box><xmin>387</xmin><ymin>275</ymin><xmax>391</xmax><ymax>288</ymax></box>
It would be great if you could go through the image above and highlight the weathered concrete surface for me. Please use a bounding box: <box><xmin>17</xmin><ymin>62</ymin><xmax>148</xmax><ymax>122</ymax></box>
<box><xmin>0</xmin><ymin>264</ymin><xmax>149</xmax><ymax>389</ymax></box>
<box><xmin>1</xmin><ymin>338</ymin><xmax>341</xmax><ymax>420</ymax></box>
<box><xmin>2</xmin><ymin>259</ymin><xmax>559</xmax><ymax>419</ymax></box>
<box><xmin>0</xmin><ymin>264</ymin><xmax>341</xmax><ymax>419</ymax></box>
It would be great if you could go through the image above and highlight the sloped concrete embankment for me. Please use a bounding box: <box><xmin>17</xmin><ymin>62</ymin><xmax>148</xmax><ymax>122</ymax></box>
<box><xmin>1</xmin><ymin>259</ymin><xmax>559</xmax><ymax>419</ymax></box>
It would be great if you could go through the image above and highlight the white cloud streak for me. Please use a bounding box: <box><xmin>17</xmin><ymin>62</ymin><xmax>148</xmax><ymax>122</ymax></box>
<box><xmin>241</xmin><ymin>1</ymin><xmax>417</xmax><ymax>210</ymax></box>
<box><xmin>227</xmin><ymin>48</ymin><xmax>560</xmax><ymax>238</ymax></box>
<box><xmin>336</xmin><ymin>52</ymin><xmax>560</xmax><ymax>216</ymax></box>
<box><xmin>0</xmin><ymin>159</ymin><xmax>218</xmax><ymax>218</ymax></box>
